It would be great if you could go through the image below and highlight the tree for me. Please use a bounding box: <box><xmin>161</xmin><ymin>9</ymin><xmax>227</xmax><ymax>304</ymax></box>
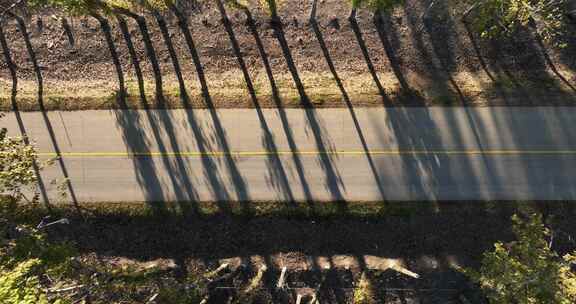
<box><xmin>463</xmin><ymin>212</ymin><xmax>576</xmax><ymax>303</ymax></box>
<box><xmin>460</xmin><ymin>0</ymin><xmax>570</xmax><ymax>47</ymax></box>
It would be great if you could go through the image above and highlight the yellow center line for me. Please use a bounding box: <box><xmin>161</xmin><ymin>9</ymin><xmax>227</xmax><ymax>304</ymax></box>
<box><xmin>30</xmin><ymin>150</ymin><xmax>576</xmax><ymax>158</ymax></box>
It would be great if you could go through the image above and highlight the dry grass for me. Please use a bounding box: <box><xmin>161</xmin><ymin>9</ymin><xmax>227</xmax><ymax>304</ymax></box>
<box><xmin>2</xmin><ymin>69</ymin><xmax>576</xmax><ymax>111</ymax></box>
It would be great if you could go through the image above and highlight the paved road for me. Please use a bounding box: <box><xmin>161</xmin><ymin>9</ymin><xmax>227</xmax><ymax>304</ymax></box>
<box><xmin>4</xmin><ymin>106</ymin><xmax>576</xmax><ymax>202</ymax></box>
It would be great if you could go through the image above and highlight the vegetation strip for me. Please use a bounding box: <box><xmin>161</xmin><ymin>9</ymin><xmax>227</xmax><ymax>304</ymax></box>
<box><xmin>31</xmin><ymin>149</ymin><xmax>576</xmax><ymax>158</ymax></box>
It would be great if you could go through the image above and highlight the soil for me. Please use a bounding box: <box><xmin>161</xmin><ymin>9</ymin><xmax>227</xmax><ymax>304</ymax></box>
<box><xmin>2</xmin><ymin>0</ymin><xmax>576</xmax><ymax>110</ymax></box>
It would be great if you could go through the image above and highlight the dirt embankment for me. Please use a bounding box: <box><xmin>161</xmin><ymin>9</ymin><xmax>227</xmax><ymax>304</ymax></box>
<box><xmin>1</xmin><ymin>0</ymin><xmax>576</xmax><ymax>110</ymax></box>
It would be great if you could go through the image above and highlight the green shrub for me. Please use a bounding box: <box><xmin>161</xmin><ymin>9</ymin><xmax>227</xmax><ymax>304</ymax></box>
<box><xmin>463</xmin><ymin>213</ymin><xmax>576</xmax><ymax>303</ymax></box>
<box><xmin>462</xmin><ymin>0</ymin><xmax>569</xmax><ymax>47</ymax></box>
<box><xmin>0</xmin><ymin>259</ymin><xmax>68</xmax><ymax>304</ymax></box>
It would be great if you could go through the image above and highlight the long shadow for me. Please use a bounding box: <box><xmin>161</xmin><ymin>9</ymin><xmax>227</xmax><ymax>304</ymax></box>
<box><xmin>114</xmin><ymin>16</ymin><xmax>165</xmax><ymax>208</ymax></box>
<box><xmin>243</xmin><ymin>9</ymin><xmax>315</xmax><ymax>205</ymax></box>
<box><xmin>170</xmin><ymin>5</ymin><xmax>249</xmax><ymax>211</ymax></box>
<box><xmin>390</xmin><ymin>6</ymin><xmax>493</xmax><ymax>203</ymax></box>
<box><xmin>90</xmin><ymin>13</ymin><xmax>126</xmax><ymax>101</ymax></box>
<box><xmin>309</xmin><ymin>14</ymin><xmax>386</xmax><ymax>200</ymax></box>
<box><xmin>113</xmin><ymin>8</ymin><xmax>165</xmax><ymax>103</ymax></box>
<box><xmin>0</xmin><ymin>22</ymin><xmax>50</xmax><ymax>209</ymax></box>
<box><xmin>117</xmin><ymin>16</ymin><xmax>147</xmax><ymax>102</ymax></box>
<box><xmin>464</xmin><ymin>20</ymin><xmax>572</xmax><ymax>201</ymax></box>
<box><xmin>60</xmin><ymin>17</ymin><xmax>75</xmax><ymax>48</ymax></box>
<box><xmin>216</xmin><ymin>1</ymin><xmax>295</xmax><ymax>202</ymax></box>
<box><xmin>151</xmin><ymin>10</ymin><xmax>188</xmax><ymax>97</ymax></box>
<box><xmin>349</xmin><ymin>16</ymin><xmax>445</xmax><ymax>204</ymax></box>
<box><xmin>271</xmin><ymin>17</ymin><xmax>346</xmax><ymax>207</ymax></box>
<box><xmin>487</xmin><ymin>38</ymin><xmax>573</xmax><ymax>200</ymax></box>
<box><xmin>144</xmin><ymin>11</ymin><xmax>201</xmax><ymax>211</ymax></box>
<box><xmin>418</xmin><ymin>6</ymin><xmax>500</xmax><ymax>199</ymax></box>
<box><xmin>459</xmin><ymin>14</ymin><xmax>508</xmax><ymax>103</ymax></box>
<box><xmin>8</xmin><ymin>12</ymin><xmax>80</xmax><ymax>211</ymax></box>
<box><xmin>349</xmin><ymin>18</ymin><xmax>386</xmax><ymax>96</ymax></box>
<box><xmin>531</xmin><ymin>26</ymin><xmax>576</xmax><ymax>93</ymax></box>
<box><xmin>372</xmin><ymin>11</ymin><xmax>413</xmax><ymax>97</ymax></box>
<box><xmin>115</xmin><ymin>15</ymin><xmax>199</xmax><ymax>213</ymax></box>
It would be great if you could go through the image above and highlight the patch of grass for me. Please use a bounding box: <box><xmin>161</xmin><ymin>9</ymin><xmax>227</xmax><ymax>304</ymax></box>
<box><xmin>7</xmin><ymin>200</ymin><xmax>574</xmax><ymax>226</ymax></box>
<box><xmin>2</xmin><ymin>70</ymin><xmax>576</xmax><ymax>112</ymax></box>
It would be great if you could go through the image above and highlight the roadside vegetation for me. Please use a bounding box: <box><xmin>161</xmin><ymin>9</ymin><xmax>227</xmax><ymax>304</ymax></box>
<box><xmin>463</xmin><ymin>212</ymin><xmax>576</xmax><ymax>304</ymax></box>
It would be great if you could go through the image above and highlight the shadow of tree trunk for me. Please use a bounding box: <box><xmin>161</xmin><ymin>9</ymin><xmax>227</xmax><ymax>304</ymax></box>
<box><xmin>349</xmin><ymin>17</ymin><xmax>388</xmax><ymax>100</ymax></box>
<box><xmin>0</xmin><ymin>22</ymin><xmax>51</xmax><ymax>209</ymax></box>
<box><xmin>170</xmin><ymin>5</ymin><xmax>250</xmax><ymax>211</ymax></box>
<box><xmin>462</xmin><ymin>18</ymin><xmax>510</xmax><ymax>104</ymax></box>
<box><xmin>530</xmin><ymin>23</ymin><xmax>576</xmax><ymax>93</ymax></box>
<box><xmin>217</xmin><ymin>1</ymin><xmax>295</xmax><ymax>203</ymax></box>
<box><xmin>271</xmin><ymin>16</ymin><xmax>346</xmax><ymax>207</ymax></box>
<box><xmin>60</xmin><ymin>17</ymin><xmax>75</xmax><ymax>48</ymax></box>
<box><xmin>243</xmin><ymin>9</ymin><xmax>315</xmax><ymax>205</ymax></box>
<box><xmin>117</xmin><ymin>16</ymin><xmax>147</xmax><ymax>104</ymax></box>
<box><xmin>8</xmin><ymin>12</ymin><xmax>80</xmax><ymax>212</ymax></box>
<box><xmin>373</xmin><ymin>11</ymin><xmax>412</xmax><ymax>95</ymax></box>
<box><xmin>113</xmin><ymin>8</ymin><xmax>165</xmax><ymax>103</ymax></box>
<box><xmin>309</xmin><ymin>9</ymin><xmax>386</xmax><ymax>200</ymax></box>
<box><xmin>271</xmin><ymin>19</ymin><xmax>309</xmax><ymax>104</ymax></box>
<box><xmin>151</xmin><ymin>10</ymin><xmax>188</xmax><ymax>99</ymax></box>
<box><xmin>114</xmin><ymin>14</ymin><xmax>199</xmax><ymax>214</ymax></box>
<box><xmin>90</xmin><ymin>12</ymin><xmax>126</xmax><ymax>102</ymax></box>
<box><xmin>167</xmin><ymin>5</ymin><xmax>232</xmax><ymax>211</ymax></box>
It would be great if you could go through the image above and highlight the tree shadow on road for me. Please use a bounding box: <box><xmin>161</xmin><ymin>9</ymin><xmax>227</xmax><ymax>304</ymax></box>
<box><xmin>172</xmin><ymin>6</ymin><xmax>251</xmax><ymax>214</ymax></box>
<box><xmin>309</xmin><ymin>11</ymin><xmax>386</xmax><ymax>201</ymax></box>
<box><xmin>244</xmin><ymin>9</ymin><xmax>316</xmax><ymax>207</ymax></box>
<box><xmin>7</xmin><ymin>12</ymin><xmax>80</xmax><ymax>212</ymax></box>
<box><xmin>115</xmin><ymin>13</ymin><xmax>207</xmax><ymax>215</ymax></box>
<box><xmin>216</xmin><ymin>1</ymin><xmax>296</xmax><ymax>203</ymax></box>
<box><xmin>349</xmin><ymin>14</ymin><xmax>445</xmax><ymax>209</ymax></box>
<box><xmin>271</xmin><ymin>15</ymin><xmax>346</xmax><ymax>209</ymax></box>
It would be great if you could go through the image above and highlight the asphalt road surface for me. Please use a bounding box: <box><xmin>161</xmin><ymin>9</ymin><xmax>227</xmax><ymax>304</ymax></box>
<box><xmin>4</xmin><ymin>107</ymin><xmax>576</xmax><ymax>203</ymax></box>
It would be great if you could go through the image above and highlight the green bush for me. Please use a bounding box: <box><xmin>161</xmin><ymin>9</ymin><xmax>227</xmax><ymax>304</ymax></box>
<box><xmin>462</xmin><ymin>0</ymin><xmax>570</xmax><ymax>47</ymax></box>
<box><xmin>0</xmin><ymin>259</ymin><xmax>69</xmax><ymax>304</ymax></box>
<box><xmin>463</xmin><ymin>213</ymin><xmax>576</xmax><ymax>303</ymax></box>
